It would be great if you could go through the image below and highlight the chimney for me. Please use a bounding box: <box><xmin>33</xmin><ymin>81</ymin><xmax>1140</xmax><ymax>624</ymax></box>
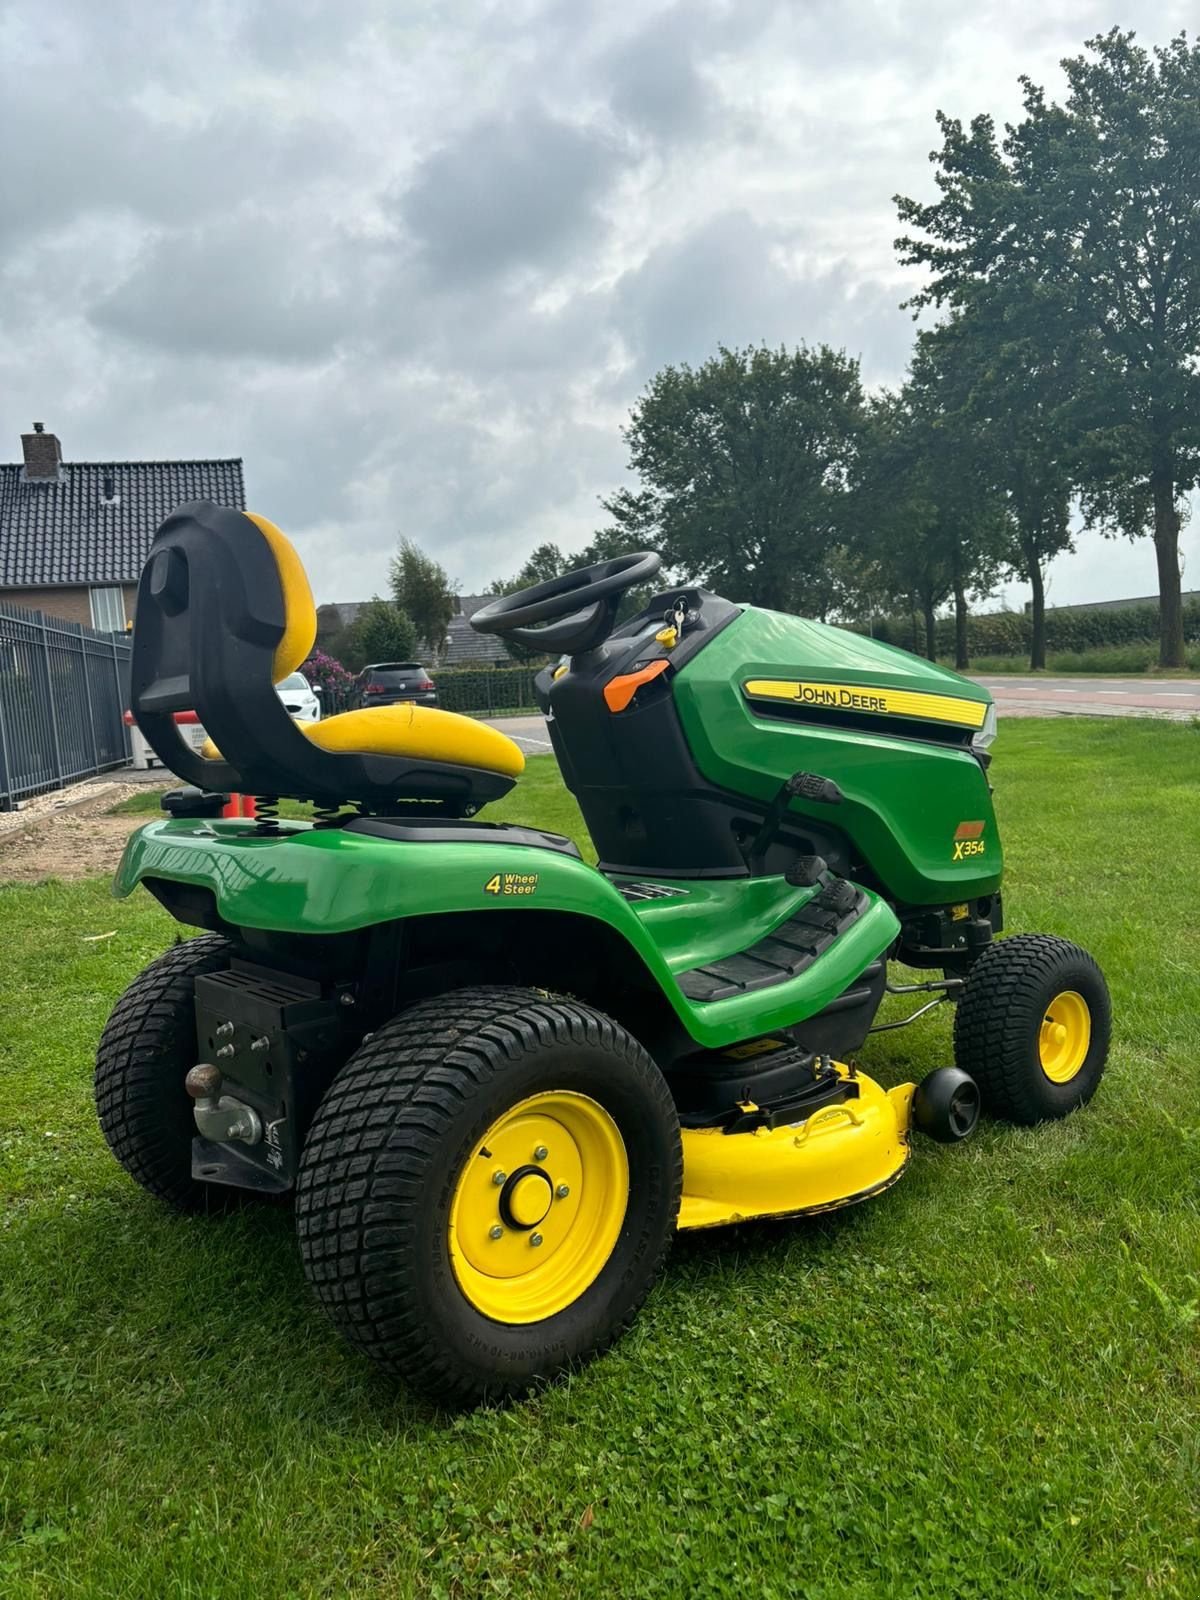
<box><xmin>21</xmin><ymin>422</ymin><xmax>63</xmax><ymax>482</ymax></box>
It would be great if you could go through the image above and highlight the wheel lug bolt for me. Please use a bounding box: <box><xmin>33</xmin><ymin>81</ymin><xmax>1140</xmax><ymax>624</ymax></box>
<box><xmin>533</xmin><ymin>1145</ymin><xmax>548</xmax><ymax>1161</ymax></box>
<box><xmin>529</xmin><ymin>1232</ymin><xmax>544</xmax><ymax>1247</ymax></box>
<box><xmin>556</xmin><ymin>1184</ymin><xmax>570</xmax><ymax>1199</ymax></box>
<box><xmin>492</xmin><ymin>1170</ymin><xmax>507</xmax><ymax>1186</ymax></box>
<box><xmin>489</xmin><ymin>1225</ymin><xmax>504</xmax><ymax>1240</ymax></box>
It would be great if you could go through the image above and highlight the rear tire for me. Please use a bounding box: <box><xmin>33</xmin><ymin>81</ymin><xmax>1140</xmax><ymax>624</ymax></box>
<box><xmin>953</xmin><ymin>935</ymin><xmax>1111</xmax><ymax>1124</ymax></box>
<box><xmin>95</xmin><ymin>934</ymin><xmax>246</xmax><ymax>1211</ymax></box>
<box><xmin>295</xmin><ymin>986</ymin><xmax>682</xmax><ymax>1407</ymax></box>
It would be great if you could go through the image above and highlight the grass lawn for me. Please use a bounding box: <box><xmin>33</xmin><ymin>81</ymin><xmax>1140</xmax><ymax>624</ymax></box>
<box><xmin>2</xmin><ymin>719</ymin><xmax>1199</xmax><ymax>1598</ymax></box>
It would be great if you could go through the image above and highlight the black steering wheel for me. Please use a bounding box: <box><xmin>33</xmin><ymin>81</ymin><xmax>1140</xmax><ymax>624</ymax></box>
<box><xmin>470</xmin><ymin>551</ymin><xmax>662</xmax><ymax>654</ymax></box>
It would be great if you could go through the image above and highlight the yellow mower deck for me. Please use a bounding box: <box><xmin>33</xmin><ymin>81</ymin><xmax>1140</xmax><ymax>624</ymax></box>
<box><xmin>678</xmin><ymin>1068</ymin><xmax>915</xmax><ymax>1230</ymax></box>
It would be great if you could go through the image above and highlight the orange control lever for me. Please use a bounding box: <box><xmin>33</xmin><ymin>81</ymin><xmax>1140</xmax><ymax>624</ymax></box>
<box><xmin>603</xmin><ymin>658</ymin><xmax>670</xmax><ymax>713</ymax></box>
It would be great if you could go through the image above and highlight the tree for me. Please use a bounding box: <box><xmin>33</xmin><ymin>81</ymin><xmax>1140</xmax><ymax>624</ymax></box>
<box><xmin>389</xmin><ymin>538</ymin><xmax>457</xmax><ymax>658</ymax></box>
<box><xmin>488</xmin><ymin>543</ymin><xmax>568</xmax><ymax>600</ymax></box>
<box><xmin>856</xmin><ymin>366</ymin><xmax>1008</xmax><ymax>669</ymax></box>
<box><xmin>341</xmin><ymin>597</ymin><xmax>417</xmax><ymax>672</ymax></box>
<box><xmin>896</xmin><ymin>29</ymin><xmax>1200</xmax><ymax>667</ymax></box>
<box><xmin>601</xmin><ymin>344</ymin><xmax>866</xmax><ymax>612</ymax></box>
<box><xmin>913</xmin><ymin>301</ymin><xmax>1082</xmax><ymax>669</ymax></box>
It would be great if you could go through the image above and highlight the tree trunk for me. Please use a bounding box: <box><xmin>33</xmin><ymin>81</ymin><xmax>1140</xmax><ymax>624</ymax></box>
<box><xmin>909</xmin><ymin>600</ymin><xmax>921</xmax><ymax>656</ymax></box>
<box><xmin>922</xmin><ymin>597</ymin><xmax>937</xmax><ymax>662</ymax></box>
<box><xmin>1027</xmin><ymin>556</ymin><xmax>1046</xmax><ymax>671</ymax></box>
<box><xmin>952</xmin><ymin>578</ymin><xmax>968</xmax><ymax>670</ymax></box>
<box><xmin>1151</xmin><ymin>469</ymin><xmax>1185</xmax><ymax>668</ymax></box>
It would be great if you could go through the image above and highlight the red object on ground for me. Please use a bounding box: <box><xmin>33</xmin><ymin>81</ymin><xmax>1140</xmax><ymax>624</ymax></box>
<box><xmin>122</xmin><ymin>708</ymin><xmax>204</xmax><ymax>726</ymax></box>
<box><xmin>221</xmin><ymin>794</ymin><xmax>257</xmax><ymax>819</ymax></box>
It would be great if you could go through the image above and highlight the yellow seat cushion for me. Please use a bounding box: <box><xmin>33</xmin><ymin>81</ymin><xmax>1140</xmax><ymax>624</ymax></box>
<box><xmin>243</xmin><ymin>511</ymin><xmax>317</xmax><ymax>683</ymax></box>
<box><xmin>201</xmin><ymin>704</ymin><xmax>525</xmax><ymax>779</ymax></box>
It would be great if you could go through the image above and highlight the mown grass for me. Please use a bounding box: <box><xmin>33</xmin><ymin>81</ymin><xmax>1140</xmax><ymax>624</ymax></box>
<box><xmin>3</xmin><ymin>721</ymin><xmax>1199</xmax><ymax>1598</ymax></box>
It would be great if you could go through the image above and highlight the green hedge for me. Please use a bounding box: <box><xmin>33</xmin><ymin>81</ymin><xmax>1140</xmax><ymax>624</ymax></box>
<box><xmin>854</xmin><ymin>601</ymin><xmax>1200</xmax><ymax>658</ymax></box>
<box><xmin>433</xmin><ymin>665</ymin><xmax>542</xmax><ymax>716</ymax></box>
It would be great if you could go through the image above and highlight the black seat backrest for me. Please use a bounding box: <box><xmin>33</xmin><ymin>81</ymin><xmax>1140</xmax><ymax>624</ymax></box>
<box><xmin>130</xmin><ymin>502</ymin><xmax>512</xmax><ymax>813</ymax></box>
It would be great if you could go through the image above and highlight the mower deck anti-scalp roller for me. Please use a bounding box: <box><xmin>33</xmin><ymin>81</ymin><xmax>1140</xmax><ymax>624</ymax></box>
<box><xmin>95</xmin><ymin>503</ymin><xmax>1111</xmax><ymax>1405</ymax></box>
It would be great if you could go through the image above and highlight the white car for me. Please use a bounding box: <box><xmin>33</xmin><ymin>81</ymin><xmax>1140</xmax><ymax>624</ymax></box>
<box><xmin>275</xmin><ymin>671</ymin><xmax>322</xmax><ymax>722</ymax></box>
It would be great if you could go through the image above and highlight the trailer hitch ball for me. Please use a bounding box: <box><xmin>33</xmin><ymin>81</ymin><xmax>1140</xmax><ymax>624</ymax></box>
<box><xmin>185</xmin><ymin>1063</ymin><xmax>263</xmax><ymax>1146</ymax></box>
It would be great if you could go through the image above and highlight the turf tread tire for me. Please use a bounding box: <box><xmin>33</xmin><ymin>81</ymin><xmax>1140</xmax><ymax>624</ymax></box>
<box><xmin>95</xmin><ymin>933</ymin><xmax>242</xmax><ymax>1210</ymax></box>
<box><xmin>295</xmin><ymin>986</ymin><xmax>682</xmax><ymax>1407</ymax></box>
<box><xmin>953</xmin><ymin>934</ymin><xmax>1110</xmax><ymax>1125</ymax></box>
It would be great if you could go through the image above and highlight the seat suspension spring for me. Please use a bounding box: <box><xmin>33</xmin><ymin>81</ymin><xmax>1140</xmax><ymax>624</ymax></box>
<box><xmin>254</xmin><ymin>796</ymin><xmax>281</xmax><ymax>835</ymax></box>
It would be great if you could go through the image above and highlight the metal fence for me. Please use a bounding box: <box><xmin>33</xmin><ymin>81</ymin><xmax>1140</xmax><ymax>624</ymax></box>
<box><xmin>0</xmin><ymin>601</ymin><xmax>132</xmax><ymax>809</ymax></box>
<box><xmin>433</xmin><ymin>665</ymin><xmax>543</xmax><ymax>717</ymax></box>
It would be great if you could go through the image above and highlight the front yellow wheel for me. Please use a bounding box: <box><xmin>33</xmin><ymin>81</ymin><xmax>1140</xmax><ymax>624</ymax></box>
<box><xmin>449</xmin><ymin>1092</ymin><xmax>630</xmax><ymax>1323</ymax></box>
<box><xmin>297</xmin><ymin>987</ymin><xmax>681</xmax><ymax>1406</ymax></box>
<box><xmin>953</xmin><ymin>935</ymin><xmax>1110</xmax><ymax>1125</ymax></box>
<box><xmin>1038</xmin><ymin>990</ymin><xmax>1091</xmax><ymax>1084</ymax></box>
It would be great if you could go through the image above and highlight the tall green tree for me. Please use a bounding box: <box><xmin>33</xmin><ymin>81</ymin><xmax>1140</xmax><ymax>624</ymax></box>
<box><xmin>857</xmin><ymin>369</ymin><xmax>1008</xmax><ymax>668</ymax></box>
<box><xmin>342</xmin><ymin>596</ymin><xmax>417</xmax><ymax>672</ymax></box>
<box><xmin>915</xmin><ymin>300</ymin><xmax>1082</xmax><ymax>669</ymax></box>
<box><xmin>896</xmin><ymin>29</ymin><xmax>1200</xmax><ymax>666</ymax></box>
<box><xmin>389</xmin><ymin>538</ymin><xmax>457</xmax><ymax>658</ymax></box>
<box><xmin>601</xmin><ymin>344</ymin><xmax>866</xmax><ymax>612</ymax></box>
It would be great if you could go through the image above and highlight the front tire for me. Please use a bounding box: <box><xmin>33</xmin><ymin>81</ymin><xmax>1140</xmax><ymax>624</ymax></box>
<box><xmin>953</xmin><ymin>935</ymin><xmax>1111</xmax><ymax>1124</ymax></box>
<box><xmin>95</xmin><ymin>934</ymin><xmax>242</xmax><ymax>1210</ymax></box>
<box><xmin>295</xmin><ymin>986</ymin><xmax>682</xmax><ymax>1406</ymax></box>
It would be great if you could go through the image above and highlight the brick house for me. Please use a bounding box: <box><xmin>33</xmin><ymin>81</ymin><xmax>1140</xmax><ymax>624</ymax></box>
<box><xmin>0</xmin><ymin>424</ymin><xmax>244</xmax><ymax>629</ymax></box>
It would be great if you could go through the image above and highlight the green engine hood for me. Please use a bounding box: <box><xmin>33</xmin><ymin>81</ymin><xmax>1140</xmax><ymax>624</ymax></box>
<box><xmin>671</xmin><ymin>610</ymin><xmax>1001</xmax><ymax>906</ymax></box>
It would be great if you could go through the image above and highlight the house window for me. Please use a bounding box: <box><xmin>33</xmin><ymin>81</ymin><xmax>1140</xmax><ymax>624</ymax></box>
<box><xmin>89</xmin><ymin>587</ymin><xmax>126</xmax><ymax>632</ymax></box>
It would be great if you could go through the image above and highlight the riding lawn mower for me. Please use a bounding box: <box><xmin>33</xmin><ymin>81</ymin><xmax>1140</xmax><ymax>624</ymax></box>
<box><xmin>96</xmin><ymin>503</ymin><xmax>1111</xmax><ymax>1405</ymax></box>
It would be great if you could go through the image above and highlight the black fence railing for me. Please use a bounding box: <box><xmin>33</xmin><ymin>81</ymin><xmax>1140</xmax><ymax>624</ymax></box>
<box><xmin>433</xmin><ymin>665</ymin><xmax>543</xmax><ymax>717</ymax></box>
<box><xmin>0</xmin><ymin>601</ymin><xmax>132</xmax><ymax>809</ymax></box>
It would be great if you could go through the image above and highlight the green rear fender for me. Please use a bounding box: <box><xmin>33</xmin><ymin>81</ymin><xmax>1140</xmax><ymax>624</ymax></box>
<box><xmin>115</xmin><ymin>819</ymin><xmax>900</xmax><ymax>1051</ymax></box>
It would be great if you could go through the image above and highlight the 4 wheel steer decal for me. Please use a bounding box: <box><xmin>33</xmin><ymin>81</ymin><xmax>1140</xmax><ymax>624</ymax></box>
<box><xmin>484</xmin><ymin>871</ymin><xmax>540</xmax><ymax>897</ymax></box>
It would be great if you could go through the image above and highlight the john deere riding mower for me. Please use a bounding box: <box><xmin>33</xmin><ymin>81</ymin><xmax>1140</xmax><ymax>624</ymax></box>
<box><xmin>97</xmin><ymin>502</ymin><xmax>1111</xmax><ymax>1405</ymax></box>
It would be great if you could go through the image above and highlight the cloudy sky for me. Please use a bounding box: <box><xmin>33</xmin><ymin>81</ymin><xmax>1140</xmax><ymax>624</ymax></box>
<box><xmin>2</xmin><ymin>0</ymin><xmax>1194</xmax><ymax>611</ymax></box>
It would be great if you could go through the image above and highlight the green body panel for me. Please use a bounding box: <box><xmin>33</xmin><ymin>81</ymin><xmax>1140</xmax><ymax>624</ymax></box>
<box><xmin>673</xmin><ymin>610</ymin><xmax>1002</xmax><ymax>905</ymax></box>
<box><xmin>114</xmin><ymin>818</ymin><xmax>900</xmax><ymax>1050</ymax></box>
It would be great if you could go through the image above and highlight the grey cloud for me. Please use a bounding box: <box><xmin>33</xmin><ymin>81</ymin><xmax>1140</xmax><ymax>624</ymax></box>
<box><xmin>605</xmin><ymin>6</ymin><xmax>715</xmax><ymax>141</ymax></box>
<box><xmin>89</xmin><ymin>217</ymin><xmax>365</xmax><ymax>363</ymax></box>
<box><xmin>2</xmin><ymin>75</ymin><xmax>352</xmax><ymax>255</ymax></box>
<box><xmin>614</xmin><ymin>210</ymin><xmax>915</xmax><ymax>384</ymax></box>
<box><xmin>6</xmin><ymin>0</ymin><xmax>1193</xmax><ymax>612</ymax></box>
<box><xmin>396</xmin><ymin>107</ymin><xmax>626</xmax><ymax>285</ymax></box>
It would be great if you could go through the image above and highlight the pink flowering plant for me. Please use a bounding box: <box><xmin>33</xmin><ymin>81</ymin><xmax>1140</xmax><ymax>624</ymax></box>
<box><xmin>301</xmin><ymin>649</ymin><xmax>356</xmax><ymax>712</ymax></box>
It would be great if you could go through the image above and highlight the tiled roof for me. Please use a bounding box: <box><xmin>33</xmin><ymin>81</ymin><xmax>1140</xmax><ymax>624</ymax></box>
<box><xmin>319</xmin><ymin>595</ymin><xmax>513</xmax><ymax>666</ymax></box>
<box><xmin>446</xmin><ymin>595</ymin><xmax>510</xmax><ymax>665</ymax></box>
<box><xmin>0</xmin><ymin>458</ymin><xmax>245</xmax><ymax>588</ymax></box>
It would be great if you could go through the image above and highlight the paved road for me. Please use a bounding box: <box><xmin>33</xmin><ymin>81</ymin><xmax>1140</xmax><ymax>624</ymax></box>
<box><xmin>974</xmin><ymin>676</ymin><xmax>1200</xmax><ymax>721</ymax></box>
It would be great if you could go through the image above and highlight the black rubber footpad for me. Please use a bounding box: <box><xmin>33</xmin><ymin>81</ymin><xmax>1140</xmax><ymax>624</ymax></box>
<box><xmin>786</xmin><ymin>772</ymin><xmax>844</xmax><ymax>805</ymax></box>
<box><xmin>785</xmin><ymin>856</ymin><xmax>828</xmax><ymax>888</ymax></box>
<box><xmin>676</xmin><ymin>886</ymin><xmax>868</xmax><ymax>1002</ymax></box>
<box><xmin>816</xmin><ymin>877</ymin><xmax>858</xmax><ymax>915</ymax></box>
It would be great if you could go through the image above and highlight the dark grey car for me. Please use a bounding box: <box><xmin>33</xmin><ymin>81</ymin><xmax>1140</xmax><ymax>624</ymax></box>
<box><xmin>353</xmin><ymin>662</ymin><xmax>438</xmax><ymax>709</ymax></box>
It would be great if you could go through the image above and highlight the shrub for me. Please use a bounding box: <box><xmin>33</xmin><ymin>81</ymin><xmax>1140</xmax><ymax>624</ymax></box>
<box><xmin>849</xmin><ymin>600</ymin><xmax>1200</xmax><ymax>659</ymax></box>
<box><xmin>433</xmin><ymin>665</ymin><xmax>542</xmax><ymax>716</ymax></box>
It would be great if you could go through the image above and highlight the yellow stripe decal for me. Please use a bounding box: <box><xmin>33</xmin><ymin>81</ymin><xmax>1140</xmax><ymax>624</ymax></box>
<box><xmin>742</xmin><ymin>679</ymin><xmax>988</xmax><ymax>729</ymax></box>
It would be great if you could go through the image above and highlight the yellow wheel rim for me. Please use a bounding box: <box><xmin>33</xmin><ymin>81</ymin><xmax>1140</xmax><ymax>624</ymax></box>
<box><xmin>448</xmin><ymin>1091</ymin><xmax>629</xmax><ymax>1325</ymax></box>
<box><xmin>1038</xmin><ymin>990</ymin><xmax>1091</xmax><ymax>1083</ymax></box>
